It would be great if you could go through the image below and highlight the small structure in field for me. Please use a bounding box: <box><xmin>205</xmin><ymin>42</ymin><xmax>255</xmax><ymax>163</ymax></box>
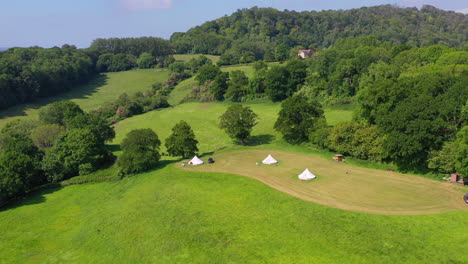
<box><xmin>450</xmin><ymin>174</ymin><xmax>468</xmax><ymax>185</ymax></box>
<box><xmin>298</xmin><ymin>168</ymin><xmax>317</xmax><ymax>181</ymax></box>
<box><xmin>188</xmin><ymin>156</ymin><xmax>203</xmax><ymax>166</ymax></box>
<box><xmin>208</xmin><ymin>158</ymin><xmax>215</xmax><ymax>164</ymax></box>
<box><xmin>298</xmin><ymin>49</ymin><xmax>313</xmax><ymax>59</ymax></box>
<box><xmin>262</xmin><ymin>154</ymin><xmax>278</xmax><ymax>165</ymax></box>
<box><xmin>333</xmin><ymin>154</ymin><xmax>345</xmax><ymax>162</ymax></box>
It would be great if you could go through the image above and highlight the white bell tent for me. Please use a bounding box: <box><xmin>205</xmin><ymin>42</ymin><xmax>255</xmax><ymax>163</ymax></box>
<box><xmin>188</xmin><ymin>156</ymin><xmax>203</xmax><ymax>165</ymax></box>
<box><xmin>298</xmin><ymin>168</ymin><xmax>316</xmax><ymax>180</ymax></box>
<box><xmin>262</xmin><ymin>154</ymin><xmax>278</xmax><ymax>165</ymax></box>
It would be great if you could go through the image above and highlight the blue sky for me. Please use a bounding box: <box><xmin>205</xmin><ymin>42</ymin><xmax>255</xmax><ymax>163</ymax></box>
<box><xmin>1</xmin><ymin>0</ymin><xmax>467</xmax><ymax>48</ymax></box>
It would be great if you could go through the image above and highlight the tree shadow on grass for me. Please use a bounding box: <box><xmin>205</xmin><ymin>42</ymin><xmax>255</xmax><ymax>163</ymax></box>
<box><xmin>106</xmin><ymin>144</ymin><xmax>121</xmax><ymax>153</ymax></box>
<box><xmin>246</xmin><ymin>134</ymin><xmax>275</xmax><ymax>146</ymax></box>
<box><xmin>0</xmin><ymin>74</ymin><xmax>108</xmax><ymax>120</ymax></box>
<box><xmin>0</xmin><ymin>183</ymin><xmax>62</xmax><ymax>212</ymax></box>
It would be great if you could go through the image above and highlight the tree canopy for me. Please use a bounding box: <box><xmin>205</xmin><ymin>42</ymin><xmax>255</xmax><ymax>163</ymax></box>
<box><xmin>274</xmin><ymin>96</ymin><xmax>325</xmax><ymax>143</ymax></box>
<box><xmin>219</xmin><ymin>104</ymin><xmax>258</xmax><ymax>144</ymax></box>
<box><xmin>171</xmin><ymin>5</ymin><xmax>467</xmax><ymax>61</ymax></box>
<box><xmin>165</xmin><ymin>121</ymin><xmax>199</xmax><ymax>158</ymax></box>
<box><xmin>118</xmin><ymin>129</ymin><xmax>161</xmax><ymax>175</ymax></box>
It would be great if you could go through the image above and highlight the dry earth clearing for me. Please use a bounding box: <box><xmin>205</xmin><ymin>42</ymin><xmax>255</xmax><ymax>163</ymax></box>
<box><xmin>182</xmin><ymin>149</ymin><xmax>467</xmax><ymax>215</ymax></box>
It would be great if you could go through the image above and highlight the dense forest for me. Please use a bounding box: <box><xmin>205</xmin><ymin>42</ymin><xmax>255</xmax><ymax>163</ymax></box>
<box><xmin>171</xmin><ymin>5</ymin><xmax>467</xmax><ymax>64</ymax></box>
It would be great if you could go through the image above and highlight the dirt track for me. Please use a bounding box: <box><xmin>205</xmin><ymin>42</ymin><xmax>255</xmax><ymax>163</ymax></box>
<box><xmin>181</xmin><ymin>149</ymin><xmax>468</xmax><ymax>215</ymax></box>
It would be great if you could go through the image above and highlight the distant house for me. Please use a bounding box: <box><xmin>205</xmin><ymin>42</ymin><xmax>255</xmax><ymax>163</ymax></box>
<box><xmin>298</xmin><ymin>49</ymin><xmax>313</xmax><ymax>59</ymax></box>
<box><xmin>333</xmin><ymin>154</ymin><xmax>345</xmax><ymax>162</ymax></box>
<box><xmin>450</xmin><ymin>174</ymin><xmax>468</xmax><ymax>185</ymax></box>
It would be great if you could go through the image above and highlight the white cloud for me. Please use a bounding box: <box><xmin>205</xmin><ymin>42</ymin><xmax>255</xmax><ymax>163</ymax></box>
<box><xmin>456</xmin><ymin>8</ymin><xmax>468</xmax><ymax>14</ymax></box>
<box><xmin>119</xmin><ymin>0</ymin><xmax>173</xmax><ymax>11</ymax></box>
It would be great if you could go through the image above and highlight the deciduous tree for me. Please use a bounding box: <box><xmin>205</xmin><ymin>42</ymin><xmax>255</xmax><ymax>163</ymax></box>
<box><xmin>165</xmin><ymin>121</ymin><xmax>199</xmax><ymax>158</ymax></box>
<box><xmin>219</xmin><ymin>104</ymin><xmax>257</xmax><ymax>144</ymax></box>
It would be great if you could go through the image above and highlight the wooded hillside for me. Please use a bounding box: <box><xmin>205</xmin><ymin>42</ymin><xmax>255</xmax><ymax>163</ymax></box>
<box><xmin>170</xmin><ymin>5</ymin><xmax>467</xmax><ymax>59</ymax></box>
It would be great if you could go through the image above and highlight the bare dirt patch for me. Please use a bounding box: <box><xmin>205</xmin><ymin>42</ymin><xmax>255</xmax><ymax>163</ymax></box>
<box><xmin>180</xmin><ymin>149</ymin><xmax>467</xmax><ymax>215</ymax></box>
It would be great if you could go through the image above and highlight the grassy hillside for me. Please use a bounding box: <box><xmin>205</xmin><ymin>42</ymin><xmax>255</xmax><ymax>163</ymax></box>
<box><xmin>173</xmin><ymin>54</ymin><xmax>220</xmax><ymax>63</ymax></box>
<box><xmin>0</xmin><ymin>69</ymin><xmax>170</xmax><ymax>127</ymax></box>
<box><xmin>0</xmin><ymin>102</ymin><xmax>467</xmax><ymax>263</ymax></box>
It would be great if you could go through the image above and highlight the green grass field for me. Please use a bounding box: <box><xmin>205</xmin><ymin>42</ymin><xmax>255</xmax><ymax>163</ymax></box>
<box><xmin>1</xmin><ymin>70</ymin><xmax>467</xmax><ymax>263</ymax></box>
<box><xmin>173</xmin><ymin>54</ymin><xmax>220</xmax><ymax>63</ymax></box>
<box><xmin>0</xmin><ymin>69</ymin><xmax>170</xmax><ymax>128</ymax></box>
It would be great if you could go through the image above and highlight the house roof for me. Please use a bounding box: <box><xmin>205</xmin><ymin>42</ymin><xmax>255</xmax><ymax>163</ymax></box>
<box><xmin>298</xmin><ymin>49</ymin><xmax>312</xmax><ymax>55</ymax></box>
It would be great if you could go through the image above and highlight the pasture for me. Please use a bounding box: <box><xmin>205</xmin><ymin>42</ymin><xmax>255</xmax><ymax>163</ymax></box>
<box><xmin>0</xmin><ymin>153</ymin><xmax>467</xmax><ymax>263</ymax></box>
<box><xmin>184</xmin><ymin>149</ymin><xmax>467</xmax><ymax>215</ymax></box>
<box><xmin>0</xmin><ymin>69</ymin><xmax>170</xmax><ymax>127</ymax></box>
<box><xmin>173</xmin><ymin>54</ymin><xmax>220</xmax><ymax>63</ymax></box>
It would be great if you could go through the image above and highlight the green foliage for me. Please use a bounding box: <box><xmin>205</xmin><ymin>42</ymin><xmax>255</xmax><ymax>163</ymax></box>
<box><xmin>136</xmin><ymin>52</ymin><xmax>156</xmax><ymax>69</ymax></box>
<box><xmin>300</xmin><ymin>36</ymin><xmax>390</xmax><ymax>101</ymax></box>
<box><xmin>31</xmin><ymin>124</ymin><xmax>65</xmax><ymax>149</ymax></box>
<box><xmin>274</xmin><ymin>96</ymin><xmax>325</xmax><ymax>143</ymax></box>
<box><xmin>186</xmin><ymin>55</ymin><xmax>213</xmax><ymax>73</ymax></box>
<box><xmin>248</xmin><ymin>68</ymin><xmax>267</xmax><ymax>95</ymax></box>
<box><xmin>90</xmin><ymin>37</ymin><xmax>173</xmax><ymax>58</ymax></box>
<box><xmin>171</xmin><ymin>5</ymin><xmax>467</xmax><ymax>62</ymax></box>
<box><xmin>97</xmin><ymin>53</ymin><xmax>134</xmax><ymax>72</ymax></box>
<box><xmin>357</xmin><ymin>64</ymin><xmax>468</xmax><ymax>168</ymax></box>
<box><xmin>38</xmin><ymin>100</ymin><xmax>84</xmax><ymax>126</ymax></box>
<box><xmin>455</xmin><ymin>126</ymin><xmax>468</xmax><ymax>177</ymax></box>
<box><xmin>429</xmin><ymin>126</ymin><xmax>468</xmax><ymax>177</ymax></box>
<box><xmin>42</xmin><ymin>129</ymin><xmax>112</xmax><ymax>182</ymax></box>
<box><xmin>165</xmin><ymin>120</ymin><xmax>199</xmax><ymax>158</ymax></box>
<box><xmin>65</xmin><ymin>113</ymin><xmax>115</xmax><ymax>143</ymax></box>
<box><xmin>0</xmin><ymin>151</ymin><xmax>38</xmax><ymax>202</ymax></box>
<box><xmin>118</xmin><ymin>129</ymin><xmax>161</xmax><ymax>175</ymax></box>
<box><xmin>169</xmin><ymin>61</ymin><xmax>186</xmax><ymax>73</ymax></box>
<box><xmin>252</xmin><ymin>60</ymin><xmax>268</xmax><ymax>71</ymax></box>
<box><xmin>195</xmin><ymin>64</ymin><xmax>221</xmax><ymax>85</ymax></box>
<box><xmin>210</xmin><ymin>72</ymin><xmax>229</xmax><ymax>101</ymax></box>
<box><xmin>225</xmin><ymin>70</ymin><xmax>248</xmax><ymax>102</ymax></box>
<box><xmin>219</xmin><ymin>104</ymin><xmax>258</xmax><ymax>144</ymax></box>
<box><xmin>0</xmin><ymin>120</ymin><xmax>39</xmax><ymax>138</ymax></box>
<box><xmin>328</xmin><ymin>122</ymin><xmax>385</xmax><ymax>161</ymax></box>
<box><xmin>0</xmin><ymin>47</ymin><xmax>94</xmax><ymax>110</ymax></box>
<box><xmin>265</xmin><ymin>65</ymin><xmax>289</xmax><ymax>102</ymax></box>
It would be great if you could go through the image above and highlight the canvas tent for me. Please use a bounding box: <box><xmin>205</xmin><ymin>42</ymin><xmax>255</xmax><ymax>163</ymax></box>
<box><xmin>298</xmin><ymin>168</ymin><xmax>317</xmax><ymax>181</ymax></box>
<box><xmin>188</xmin><ymin>156</ymin><xmax>203</xmax><ymax>165</ymax></box>
<box><xmin>262</xmin><ymin>154</ymin><xmax>278</xmax><ymax>165</ymax></box>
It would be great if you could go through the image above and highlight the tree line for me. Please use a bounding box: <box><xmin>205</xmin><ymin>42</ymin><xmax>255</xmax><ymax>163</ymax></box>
<box><xmin>0</xmin><ymin>37</ymin><xmax>174</xmax><ymax>111</ymax></box>
<box><xmin>0</xmin><ymin>46</ymin><xmax>94</xmax><ymax>110</ymax></box>
<box><xmin>170</xmin><ymin>5</ymin><xmax>467</xmax><ymax>64</ymax></box>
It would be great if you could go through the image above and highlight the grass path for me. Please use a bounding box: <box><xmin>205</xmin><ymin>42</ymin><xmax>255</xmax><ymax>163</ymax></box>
<box><xmin>182</xmin><ymin>149</ymin><xmax>467</xmax><ymax>215</ymax></box>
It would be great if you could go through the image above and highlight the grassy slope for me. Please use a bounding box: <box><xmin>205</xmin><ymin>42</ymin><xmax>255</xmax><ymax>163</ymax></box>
<box><xmin>0</xmin><ymin>102</ymin><xmax>467</xmax><ymax>263</ymax></box>
<box><xmin>0</xmin><ymin>160</ymin><xmax>466</xmax><ymax>263</ymax></box>
<box><xmin>173</xmin><ymin>54</ymin><xmax>220</xmax><ymax>63</ymax></box>
<box><xmin>0</xmin><ymin>69</ymin><xmax>170</xmax><ymax>127</ymax></box>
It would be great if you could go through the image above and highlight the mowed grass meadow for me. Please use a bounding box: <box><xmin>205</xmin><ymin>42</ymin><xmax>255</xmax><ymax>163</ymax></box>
<box><xmin>0</xmin><ymin>68</ymin><xmax>467</xmax><ymax>263</ymax></box>
<box><xmin>0</xmin><ymin>69</ymin><xmax>170</xmax><ymax>127</ymax></box>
